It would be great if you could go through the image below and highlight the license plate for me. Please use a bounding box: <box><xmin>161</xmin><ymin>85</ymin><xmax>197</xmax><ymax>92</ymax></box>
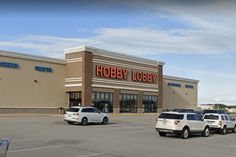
<box><xmin>163</xmin><ymin>121</ymin><xmax>167</xmax><ymax>125</ymax></box>
<box><xmin>159</xmin><ymin>129</ymin><xmax>168</xmax><ymax>132</ymax></box>
<box><xmin>207</xmin><ymin>121</ymin><xmax>214</xmax><ymax>123</ymax></box>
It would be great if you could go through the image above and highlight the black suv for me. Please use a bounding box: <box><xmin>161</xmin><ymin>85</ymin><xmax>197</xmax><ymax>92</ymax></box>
<box><xmin>203</xmin><ymin>109</ymin><xmax>227</xmax><ymax>115</ymax></box>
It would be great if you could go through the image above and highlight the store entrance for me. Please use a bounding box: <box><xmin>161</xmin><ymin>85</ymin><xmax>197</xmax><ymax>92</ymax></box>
<box><xmin>120</xmin><ymin>93</ymin><xmax>137</xmax><ymax>113</ymax></box>
<box><xmin>68</xmin><ymin>92</ymin><xmax>82</xmax><ymax>107</ymax></box>
<box><xmin>92</xmin><ymin>92</ymin><xmax>113</xmax><ymax>113</ymax></box>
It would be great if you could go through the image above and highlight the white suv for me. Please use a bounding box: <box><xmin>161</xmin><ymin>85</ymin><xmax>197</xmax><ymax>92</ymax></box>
<box><xmin>203</xmin><ymin>113</ymin><xmax>236</xmax><ymax>134</ymax></box>
<box><xmin>64</xmin><ymin>106</ymin><xmax>109</xmax><ymax>126</ymax></box>
<box><xmin>155</xmin><ymin>111</ymin><xmax>210</xmax><ymax>139</ymax></box>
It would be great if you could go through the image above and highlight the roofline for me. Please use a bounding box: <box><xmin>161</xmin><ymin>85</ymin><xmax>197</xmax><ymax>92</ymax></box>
<box><xmin>163</xmin><ymin>75</ymin><xmax>199</xmax><ymax>83</ymax></box>
<box><xmin>64</xmin><ymin>45</ymin><xmax>165</xmax><ymax>67</ymax></box>
<box><xmin>0</xmin><ymin>50</ymin><xmax>66</xmax><ymax>65</ymax></box>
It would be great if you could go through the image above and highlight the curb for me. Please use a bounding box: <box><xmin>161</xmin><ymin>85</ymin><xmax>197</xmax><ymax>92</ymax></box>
<box><xmin>0</xmin><ymin>113</ymin><xmax>161</xmax><ymax>118</ymax></box>
<box><xmin>0</xmin><ymin>114</ymin><xmax>62</xmax><ymax>118</ymax></box>
<box><xmin>109</xmin><ymin>113</ymin><xmax>159</xmax><ymax>116</ymax></box>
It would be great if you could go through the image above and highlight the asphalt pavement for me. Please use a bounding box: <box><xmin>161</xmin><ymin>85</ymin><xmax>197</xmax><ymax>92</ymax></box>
<box><xmin>0</xmin><ymin>114</ymin><xmax>236</xmax><ymax>157</ymax></box>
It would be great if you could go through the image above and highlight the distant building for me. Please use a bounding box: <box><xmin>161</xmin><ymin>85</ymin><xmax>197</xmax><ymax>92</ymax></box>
<box><xmin>227</xmin><ymin>108</ymin><xmax>236</xmax><ymax>113</ymax></box>
<box><xmin>198</xmin><ymin>104</ymin><xmax>214</xmax><ymax>110</ymax></box>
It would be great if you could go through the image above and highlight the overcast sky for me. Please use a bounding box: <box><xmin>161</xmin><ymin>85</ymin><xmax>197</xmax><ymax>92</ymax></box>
<box><xmin>0</xmin><ymin>0</ymin><xmax>236</xmax><ymax>105</ymax></box>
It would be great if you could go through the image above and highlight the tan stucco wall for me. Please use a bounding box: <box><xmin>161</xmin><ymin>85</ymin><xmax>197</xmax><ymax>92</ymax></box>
<box><xmin>0</xmin><ymin>55</ymin><xmax>66</xmax><ymax>109</ymax></box>
<box><xmin>163</xmin><ymin>77</ymin><xmax>198</xmax><ymax>110</ymax></box>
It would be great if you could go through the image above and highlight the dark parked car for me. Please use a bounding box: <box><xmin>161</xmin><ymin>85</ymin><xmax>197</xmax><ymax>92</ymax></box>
<box><xmin>203</xmin><ymin>110</ymin><xmax>227</xmax><ymax>115</ymax></box>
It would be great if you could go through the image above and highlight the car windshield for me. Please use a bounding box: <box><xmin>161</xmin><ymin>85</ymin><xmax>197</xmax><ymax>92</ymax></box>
<box><xmin>66</xmin><ymin>108</ymin><xmax>80</xmax><ymax>112</ymax></box>
<box><xmin>159</xmin><ymin>113</ymin><xmax>184</xmax><ymax>120</ymax></box>
<box><xmin>204</xmin><ymin>115</ymin><xmax>219</xmax><ymax>120</ymax></box>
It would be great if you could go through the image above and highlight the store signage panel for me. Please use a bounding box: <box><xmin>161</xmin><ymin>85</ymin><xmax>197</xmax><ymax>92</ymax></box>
<box><xmin>168</xmin><ymin>82</ymin><xmax>181</xmax><ymax>87</ymax></box>
<box><xmin>35</xmin><ymin>66</ymin><xmax>53</xmax><ymax>73</ymax></box>
<box><xmin>185</xmin><ymin>85</ymin><xmax>194</xmax><ymax>89</ymax></box>
<box><xmin>95</xmin><ymin>65</ymin><xmax>157</xmax><ymax>84</ymax></box>
<box><xmin>0</xmin><ymin>62</ymin><xmax>19</xmax><ymax>69</ymax></box>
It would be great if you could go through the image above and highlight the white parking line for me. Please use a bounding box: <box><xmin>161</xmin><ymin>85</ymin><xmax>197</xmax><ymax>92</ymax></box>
<box><xmin>8</xmin><ymin>144</ymin><xmax>65</xmax><ymax>153</ymax></box>
<box><xmin>76</xmin><ymin>153</ymin><xmax>104</xmax><ymax>157</ymax></box>
<box><xmin>229</xmin><ymin>145</ymin><xmax>236</xmax><ymax>147</ymax></box>
<box><xmin>11</xmin><ymin>139</ymin><xmax>33</xmax><ymax>142</ymax></box>
<box><xmin>116</xmin><ymin>125</ymin><xmax>153</xmax><ymax>129</ymax></box>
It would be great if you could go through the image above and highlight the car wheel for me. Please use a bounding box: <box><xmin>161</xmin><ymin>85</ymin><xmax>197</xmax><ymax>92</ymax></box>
<box><xmin>232</xmin><ymin>125</ymin><xmax>236</xmax><ymax>133</ymax></box>
<box><xmin>221</xmin><ymin>126</ymin><xmax>227</xmax><ymax>135</ymax></box>
<box><xmin>67</xmin><ymin>121</ymin><xmax>74</xmax><ymax>125</ymax></box>
<box><xmin>102</xmin><ymin>117</ymin><xmax>108</xmax><ymax>125</ymax></box>
<box><xmin>81</xmin><ymin>117</ymin><xmax>88</xmax><ymax>126</ymax></box>
<box><xmin>202</xmin><ymin>127</ymin><xmax>210</xmax><ymax>137</ymax></box>
<box><xmin>181</xmin><ymin>127</ymin><xmax>190</xmax><ymax>139</ymax></box>
<box><xmin>159</xmin><ymin>132</ymin><xmax>167</xmax><ymax>137</ymax></box>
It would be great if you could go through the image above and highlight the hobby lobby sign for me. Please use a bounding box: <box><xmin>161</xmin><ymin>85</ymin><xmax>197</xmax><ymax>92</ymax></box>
<box><xmin>95</xmin><ymin>65</ymin><xmax>157</xmax><ymax>84</ymax></box>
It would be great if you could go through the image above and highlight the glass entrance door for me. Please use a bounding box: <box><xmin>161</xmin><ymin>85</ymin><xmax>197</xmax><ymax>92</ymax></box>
<box><xmin>143</xmin><ymin>95</ymin><xmax>157</xmax><ymax>112</ymax></box>
<box><xmin>120</xmin><ymin>93</ymin><xmax>137</xmax><ymax>113</ymax></box>
<box><xmin>68</xmin><ymin>92</ymin><xmax>82</xmax><ymax>107</ymax></box>
<box><xmin>92</xmin><ymin>92</ymin><xmax>113</xmax><ymax>113</ymax></box>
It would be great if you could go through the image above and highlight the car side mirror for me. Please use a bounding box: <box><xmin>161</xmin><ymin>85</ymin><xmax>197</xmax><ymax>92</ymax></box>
<box><xmin>233</xmin><ymin>118</ymin><xmax>235</xmax><ymax>121</ymax></box>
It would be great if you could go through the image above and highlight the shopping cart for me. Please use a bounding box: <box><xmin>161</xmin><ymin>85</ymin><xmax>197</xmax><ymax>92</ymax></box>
<box><xmin>0</xmin><ymin>139</ymin><xmax>10</xmax><ymax>157</ymax></box>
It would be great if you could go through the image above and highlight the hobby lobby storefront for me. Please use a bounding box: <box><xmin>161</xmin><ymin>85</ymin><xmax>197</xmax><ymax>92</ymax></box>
<box><xmin>65</xmin><ymin>46</ymin><xmax>164</xmax><ymax>113</ymax></box>
<box><xmin>0</xmin><ymin>46</ymin><xmax>198</xmax><ymax>114</ymax></box>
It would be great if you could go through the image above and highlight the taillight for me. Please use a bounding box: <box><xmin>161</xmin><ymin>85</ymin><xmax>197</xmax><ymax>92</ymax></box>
<box><xmin>219</xmin><ymin>121</ymin><xmax>222</xmax><ymax>126</ymax></box>
<box><xmin>174</xmin><ymin>120</ymin><xmax>180</xmax><ymax>125</ymax></box>
<box><xmin>73</xmin><ymin>113</ymin><xmax>79</xmax><ymax>116</ymax></box>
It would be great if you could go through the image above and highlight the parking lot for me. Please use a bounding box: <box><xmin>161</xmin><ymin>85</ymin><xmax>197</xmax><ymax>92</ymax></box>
<box><xmin>1</xmin><ymin>114</ymin><xmax>236</xmax><ymax>157</ymax></box>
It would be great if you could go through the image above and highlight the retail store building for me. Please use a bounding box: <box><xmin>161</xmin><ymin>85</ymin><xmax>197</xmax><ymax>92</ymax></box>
<box><xmin>0</xmin><ymin>46</ymin><xmax>198</xmax><ymax>114</ymax></box>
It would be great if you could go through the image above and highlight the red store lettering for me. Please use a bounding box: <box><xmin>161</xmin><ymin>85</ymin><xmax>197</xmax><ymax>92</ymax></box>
<box><xmin>131</xmin><ymin>71</ymin><xmax>156</xmax><ymax>83</ymax></box>
<box><xmin>96</xmin><ymin>65</ymin><xmax>128</xmax><ymax>80</ymax></box>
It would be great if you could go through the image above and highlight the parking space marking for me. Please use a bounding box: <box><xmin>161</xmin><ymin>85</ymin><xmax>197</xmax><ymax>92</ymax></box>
<box><xmin>11</xmin><ymin>139</ymin><xmax>33</xmax><ymax>142</ymax></box>
<box><xmin>76</xmin><ymin>153</ymin><xmax>104</xmax><ymax>157</ymax></box>
<box><xmin>8</xmin><ymin>144</ymin><xmax>65</xmax><ymax>153</ymax></box>
<box><xmin>114</xmin><ymin>125</ymin><xmax>153</xmax><ymax>129</ymax></box>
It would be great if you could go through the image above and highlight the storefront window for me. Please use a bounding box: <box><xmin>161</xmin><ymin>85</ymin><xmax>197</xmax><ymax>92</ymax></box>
<box><xmin>68</xmin><ymin>92</ymin><xmax>82</xmax><ymax>107</ymax></box>
<box><xmin>143</xmin><ymin>95</ymin><xmax>157</xmax><ymax>112</ymax></box>
<box><xmin>120</xmin><ymin>93</ymin><xmax>137</xmax><ymax>113</ymax></box>
<box><xmin>92</xmin><ymin>92</ymin><xmax>113</xmax><ymax>113</ymax></box>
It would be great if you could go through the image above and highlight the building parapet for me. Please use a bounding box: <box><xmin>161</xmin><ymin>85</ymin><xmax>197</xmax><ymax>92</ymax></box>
<box><xmin>65</xmin><ymin>46</ymin><xmax>165</xmax><ymax>67</ymax></box>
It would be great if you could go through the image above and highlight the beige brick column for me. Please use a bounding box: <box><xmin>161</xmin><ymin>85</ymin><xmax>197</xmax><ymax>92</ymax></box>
<box><xmin>157</xmin><ymin>65</ymin><xmax>163</xmax><ymax>112</ymax></box>
<box><xmin>137</xmin><ymin>91</ymin><xmax>144</xmax><ymax>113</ymax></box>
<box><xmin>113</xmin><ymin>89</ymin><xmax>120</xmax><ymax>114</ymax></box>
<box><xmin>82</xmin><ymin>52</ymin><xmax>93</xmax><ymax>106</ymax></box>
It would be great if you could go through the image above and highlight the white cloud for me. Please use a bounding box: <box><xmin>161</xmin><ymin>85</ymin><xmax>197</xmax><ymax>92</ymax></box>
<box><xmin>200</xmin><ymin>95</ymin><xmax>236</xmax><ymax>106</ymax></box>
<box><xmin>1</xmin><ymin>1</ymin><xmax>236</xmax><ymax>57</ymax></box>
<box><xmin>1</xmin><ymin>18</ymin><xmax>236</xmax><ymax>59</ymax></box>
<box><xmin>0</xmin><ymin>1</ymin><xmax>236</xmax><ymax>105</ymax></box>
<box><xmin>157</xmin><ymin>0</ymin><xmax>236</xmax><ymax>17</ymax></box>
<box><xmin>0</xmin><ymin>35</ymin><xmax>97</xmax><ymax>58</ymax></box>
